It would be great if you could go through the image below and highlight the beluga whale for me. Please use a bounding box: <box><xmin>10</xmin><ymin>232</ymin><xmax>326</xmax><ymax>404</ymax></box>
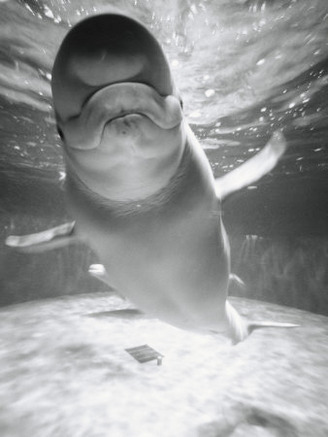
<box><xmin>6</xmin><ymin>12</ymin><xmax>297</xmax><ymax>343</ymax></box>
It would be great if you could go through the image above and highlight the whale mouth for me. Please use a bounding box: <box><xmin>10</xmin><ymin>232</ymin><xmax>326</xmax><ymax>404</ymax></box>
<box><xmin>60</xmin><ymin>82</ymin><xmax>183</xmax><ymax>150</ymax></box>
<box><xmin>106</xmin><ymin>111</ymin><xmax>147</xmax><ymax>125</ymax></box>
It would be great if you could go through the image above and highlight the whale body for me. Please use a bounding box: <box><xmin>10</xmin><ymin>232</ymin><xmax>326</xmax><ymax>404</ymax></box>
<box><xmin>6</xmin><ymin>13</ymin><xmax>297</xmax><ymax>342</ymax></box>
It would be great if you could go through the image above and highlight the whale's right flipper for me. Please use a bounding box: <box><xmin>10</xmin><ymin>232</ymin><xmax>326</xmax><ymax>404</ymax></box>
<box><xmin>5</xmin><ymin>221</ymin><xmax>82</xmax><ymax>253</ymax></box>
<box><xmin>215</xmin><ymin>130</ymin><xmax>287</xmax><ymax>201</ymax></box>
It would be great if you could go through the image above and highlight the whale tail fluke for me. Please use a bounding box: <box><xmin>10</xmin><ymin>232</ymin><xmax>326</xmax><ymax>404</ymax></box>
<box><xmin>229</xmin><ymin>273</ymin><xmax>245</xmax><ymax>288</ymax></box>
<box><xmin>228</xmin><ymin>273</ymin><xmax>246</xmax><ymax>295</ymax></box>
<box><xmin>247</xmin><ymin>321</ymin><xmax>299</xmax><ymax>335</ymax></box>
<box><xmin>225</xmin><ymin>301</ymin><xmax>299</xmax><ymax>344</ymax></box>
<box><xmin>225</xmin><ymin>300</ymin><xmax>249</xmax><ymax>344</ymax></box>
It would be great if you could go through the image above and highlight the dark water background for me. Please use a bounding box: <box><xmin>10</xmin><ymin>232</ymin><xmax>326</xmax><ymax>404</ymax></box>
<box><xmin>0</xmin><ymin>0</ymin><xmax>327</xmax><ymax>313</ymax></box>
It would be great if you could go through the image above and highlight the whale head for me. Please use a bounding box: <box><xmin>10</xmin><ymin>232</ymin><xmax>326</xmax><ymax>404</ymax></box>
<box><xmin>52</xmin><ymin>13</ymin><xmax>186</xmax><ymax>200</ymax></box>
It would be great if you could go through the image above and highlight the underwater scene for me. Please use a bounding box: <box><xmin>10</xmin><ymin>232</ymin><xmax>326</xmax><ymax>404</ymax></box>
<box><xmin>1</xmin><ymin>0</ymin><xmax>328</xmax><ymax>312</ymax></box>
<box><xmin>0</xmin><ymin>1</ymin><xmax>328</xmax><ymax>436</ymax></box>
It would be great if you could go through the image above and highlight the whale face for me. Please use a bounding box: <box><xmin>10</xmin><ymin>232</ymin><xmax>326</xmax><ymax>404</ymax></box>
<box><xmin>57</xmin><ymin>81</ymin><xmax>185</xmax><ymax>200</ymax></box>
<box><xmin>61</xmin><ymin>82</ymin><xmax>183</xmax><ymax>151</ymax></box>
<box><xmin>52</xmin><ymin>14</ymin><xmax>186</xmax><ymax>201</ymax></box>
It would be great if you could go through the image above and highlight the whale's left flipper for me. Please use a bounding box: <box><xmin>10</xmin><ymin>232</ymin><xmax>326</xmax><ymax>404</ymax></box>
<box><xmin>89</xmin><ymin>264</ymin><xmax>111</xmax><ymax>285</ymax></box>
<box><xmin>5</xmin><ymin>221</ymin><xmax>82</xmax><ymax>253</ymax></box>
<box><xmin>215</xmin><ymin>130</ymin><xmax>287</xmax><ymax>201</ymax></box>
<box><xmin>88</xmin><ymin>263</ymin><xmax>121</xmax><ymax>295</ymax></box>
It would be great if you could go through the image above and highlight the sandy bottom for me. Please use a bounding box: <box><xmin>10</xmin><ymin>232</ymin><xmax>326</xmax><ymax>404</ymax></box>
<box><xmin>0</xmin><ymin>293</ymin><xmax>327</xmax><ymax>437</ymax></box>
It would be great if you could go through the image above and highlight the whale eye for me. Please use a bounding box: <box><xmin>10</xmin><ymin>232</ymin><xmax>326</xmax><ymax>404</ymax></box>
<box><xmin>179</xmin><ymin>98</ymin><xmax>184</xmax><ymax>109</ymax></box>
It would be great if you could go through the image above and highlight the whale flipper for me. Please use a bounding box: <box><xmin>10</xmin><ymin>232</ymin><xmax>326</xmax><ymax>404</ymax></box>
<box><xmin>5</xmin><ymin>222</ymin><xmax>81</xmax><ymax>253</ymax></box>
<box><xmin>88</xmin><ymin>264</ymin><xmax>111</xmax><ymax>284</ymax></box>
<box><xmin>225</xmin><ymin>300</ymin><xmax>249</xmax><ymax>343</ymax></box>
<box><xmin>215</xmin><ymin>130</ymin><xmax>287</xmax><ymax>201</ymax></box>
<box><xmin>89</xmin><ymin>264</ymin><xmax>126</xmax><ymax>298</ymax></box>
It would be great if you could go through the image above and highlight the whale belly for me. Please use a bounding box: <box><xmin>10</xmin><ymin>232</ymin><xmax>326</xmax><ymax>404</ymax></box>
<box><xmin>81</xmin><ymin>201</ymin><xmax>230</xmax><ymax>332</ymax></box>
